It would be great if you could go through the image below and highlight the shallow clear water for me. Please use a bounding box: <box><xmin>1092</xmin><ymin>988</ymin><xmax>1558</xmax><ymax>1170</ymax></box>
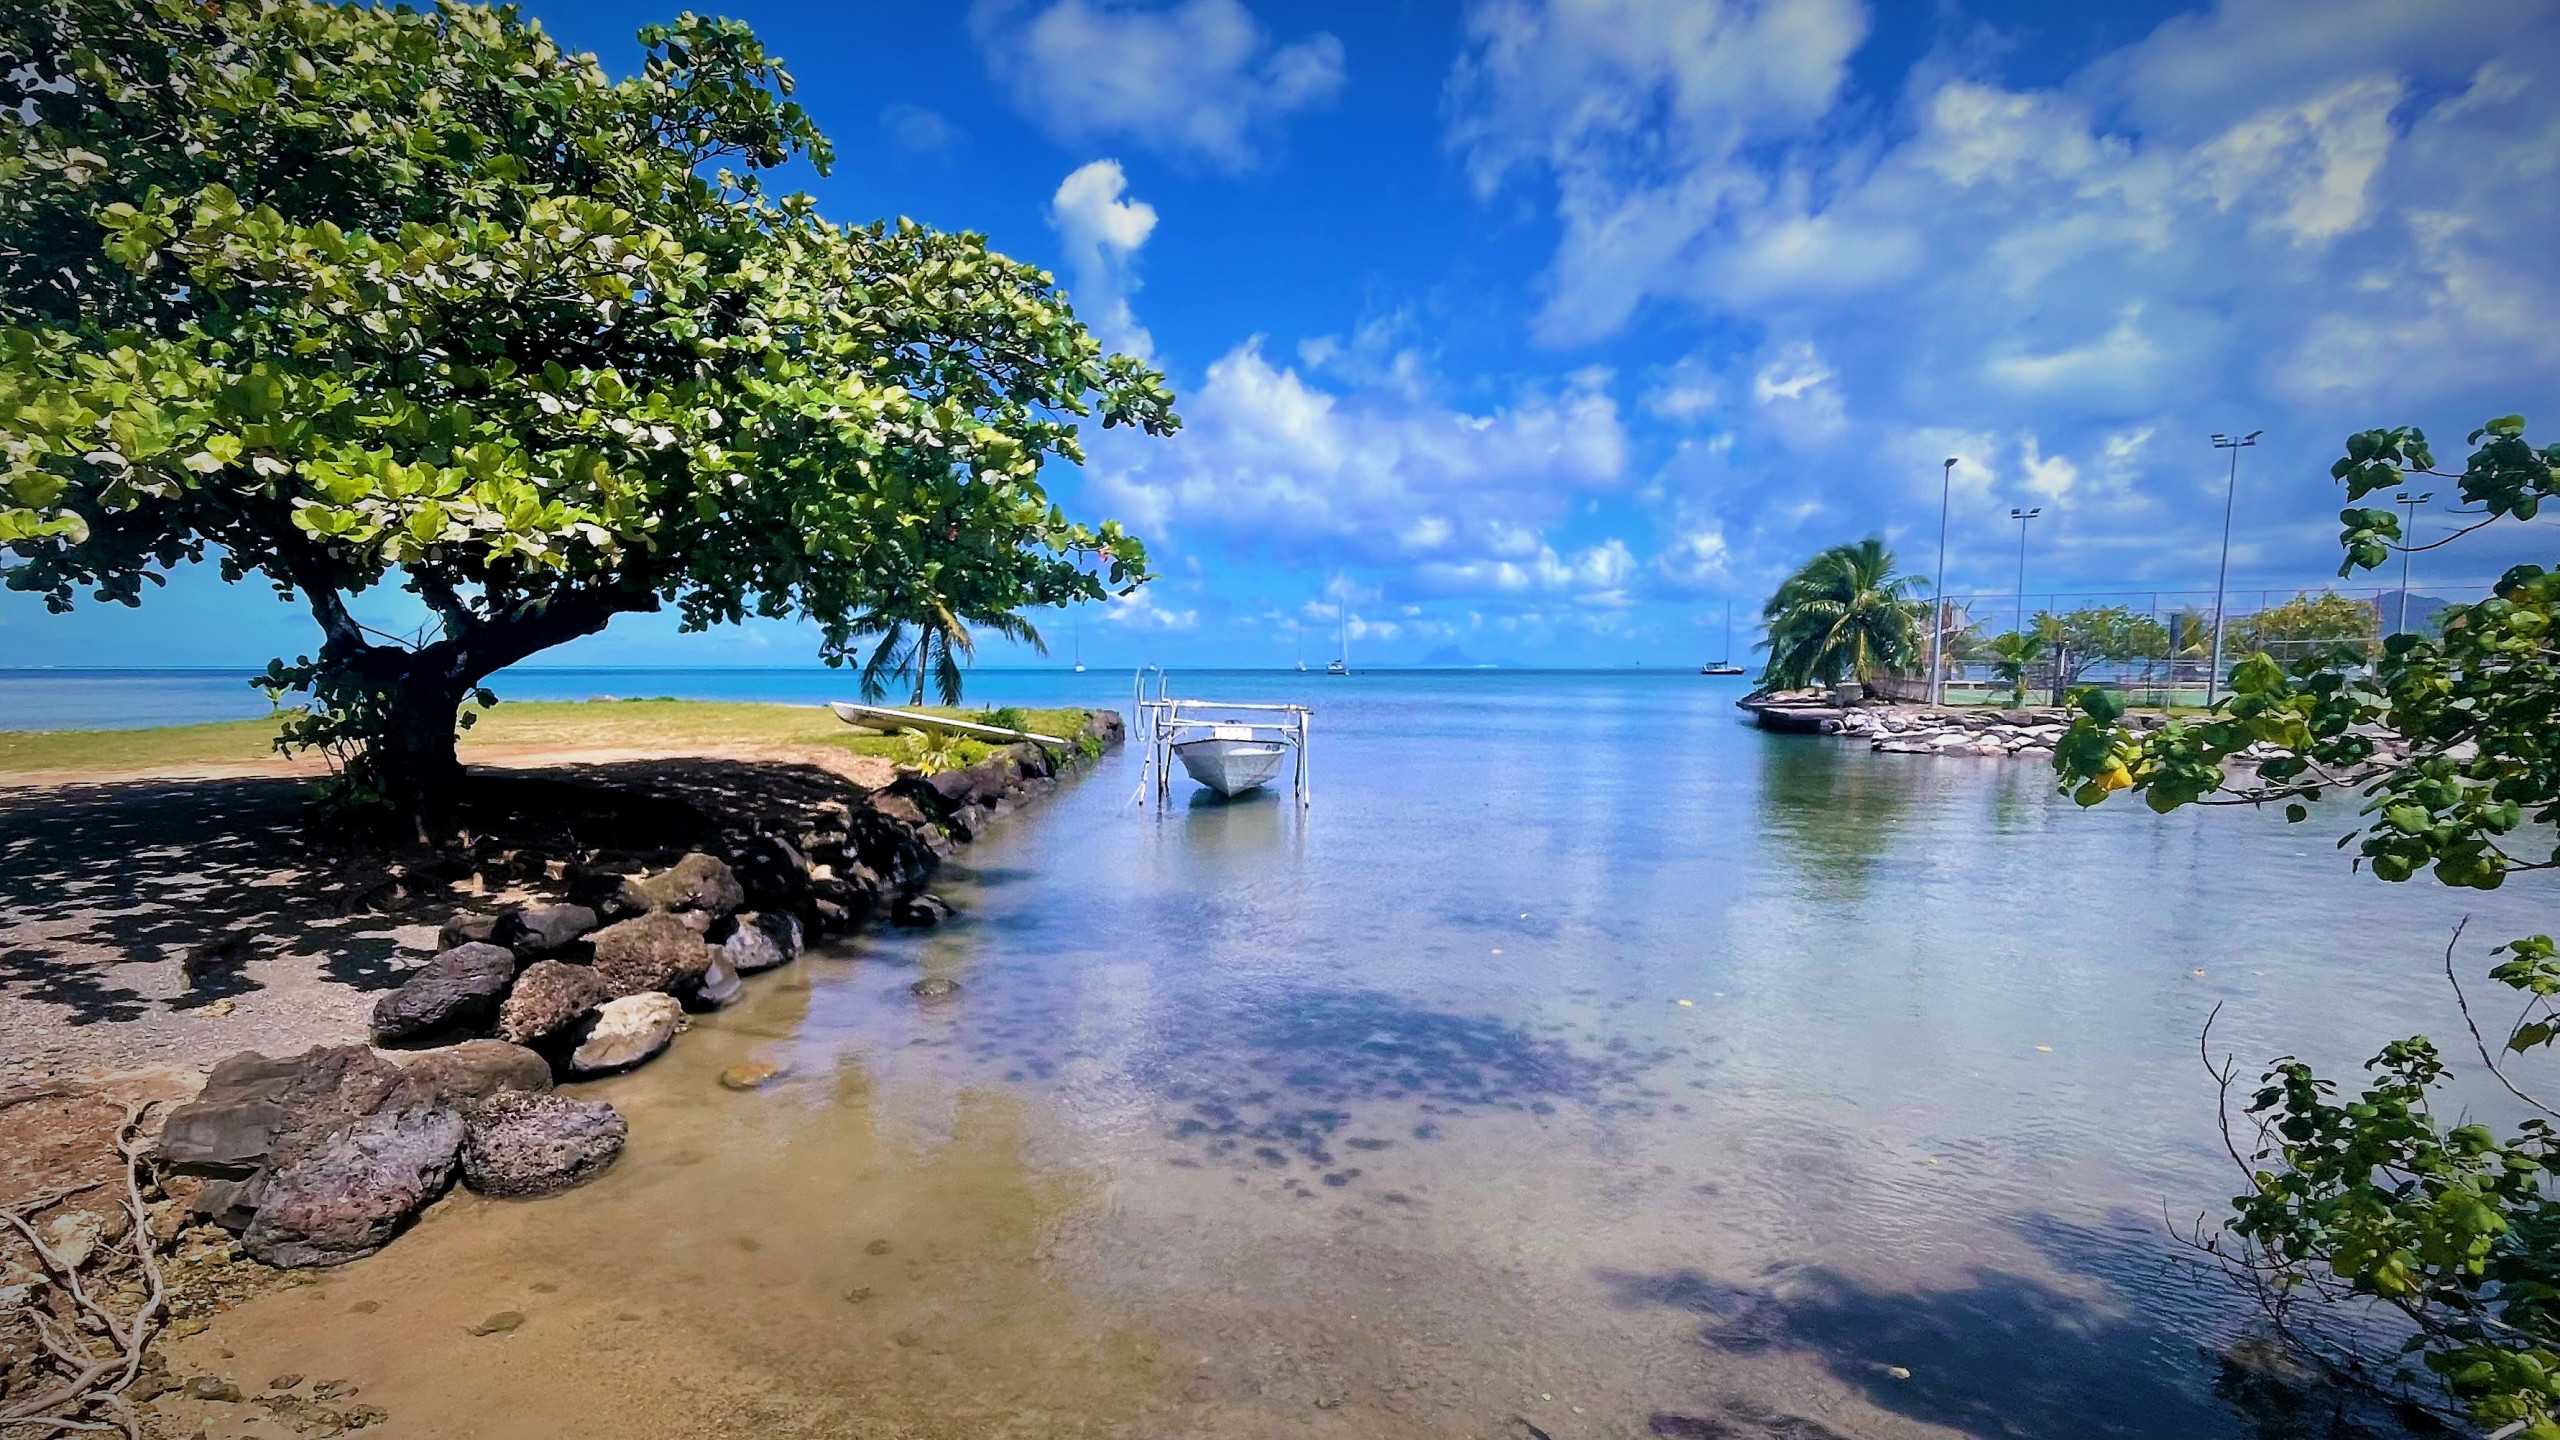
<box><xmin>140</xmin><ymin>669</ymin><xmax>2552</xmax><ymax>1437</ymax></box>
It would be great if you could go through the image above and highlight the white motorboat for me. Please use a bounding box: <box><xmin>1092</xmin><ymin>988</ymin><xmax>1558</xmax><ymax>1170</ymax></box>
<box><xmin>1174</xmin><ymin>725</ymin><xmax>1287</xmax><ymax>796</ymax></box>
<box><xmin>1134</xmin><ymin>682</ymin><xmax>1313</xmax><ymax>807</ymax></box>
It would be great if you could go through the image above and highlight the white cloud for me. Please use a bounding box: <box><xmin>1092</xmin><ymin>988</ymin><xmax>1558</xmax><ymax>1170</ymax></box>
<box><xmin>1446</xmin><ymin>0</ymin><xmax>1869</xmax><ymax>343</ymax></box>
<box><xmin>1449</xmin><ymin>0</ymin><xmax>2560</xmax><ymax>592</ymax></box>
<box><xmin>1104</xmin><ymin>586</ymin><xmax>1198</xmax><ymax>631</ymax></box>
<box><xmin>1048</xmin><ymin>160</ymin><xmax>1158</xmax><ymax>359</ymax></box>
<box><xmin>880</xmin><ymin>102</ymin><xmax>960</xmax><ymax>154</ymax></box>
<box><xmin>1089</xmin><ymin>338</ymin><xmax>1627</xmax><ymax>575</ymax></box>
<box><xmin>972</xmin><ymin>0</ymin><xmax>1344</xmax><ymax>170</ymax></box>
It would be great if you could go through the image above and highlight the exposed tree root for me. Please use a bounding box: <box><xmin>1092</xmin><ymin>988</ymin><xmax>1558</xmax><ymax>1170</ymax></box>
<box><xmin>1</xmin><ymin>1106</ymin><xmax>165</xmax><ymax>1440</ymax></box>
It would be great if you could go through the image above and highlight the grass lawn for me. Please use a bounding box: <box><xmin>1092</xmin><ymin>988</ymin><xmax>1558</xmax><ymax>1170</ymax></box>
<box><xmin>0</xmin><ymin>699</ymin><xmax>1097</xmax><ymax>778</ymax></box>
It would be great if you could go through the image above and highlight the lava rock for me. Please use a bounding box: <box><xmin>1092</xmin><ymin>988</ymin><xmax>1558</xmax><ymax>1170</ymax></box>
<box><xmin>910</xmin><ymin>976</ymin><xmax>960</xmax><ymax>1001</ymax></box>
<box><xmin>160</xmin><ymin>1046</ymin><xmax>415</xmax><ymax>1182</ymax></box>
<box><xmin>459</xmin><ymin>1091</ymin><xmax>626</xmax><ymax>1198</ymax></box>
<box><xmin>720</xmin><ymin>911</ymin><xmax>802</xmax><ymax>974</ymax></box>
<box><xmin>395</xmin><ymin>1040</ymin><xmax>553</xmax><ymax>1101</ymax></box>
<box><xmin>616</xmin><ymin>852</ymin><xmax>744</xmax><ymax>916</ymax></box>
<box><xmin>239</xmin><ymin>1100</ymin><xmax>466</xmax><ymax>1268</ymax></box>
<box><xmin>568</xmin><ymin>993</ymin><xmax>685</xmax><ymax>1074</ymax></box>
<box><xmin>439</xmin><ymin>909</ymin><xmax>507</xmax><ymax>950</ymax></box>
<box><xmin>369</xmin><ymin>943</ymin><xmax>518</xmax><ymax>1044</ymax></box>
<box><xmin>512</xmin><ymin>903</ymin><xmax>598</xmax><ymax>956</ymax></box>
<box><xmin>496</xmin><ymin>960</ymin><xmax>615</xmax><ymax>1047</ymax></box>
<box><xmin>889</xmin><ymin>893</ymin><xmax>953</xmax><ymax>928</ymax></box>
<box><xmin>588</xmin><ymin>912</ymin><xmax>715</xmax><ymax>997</ymax></box>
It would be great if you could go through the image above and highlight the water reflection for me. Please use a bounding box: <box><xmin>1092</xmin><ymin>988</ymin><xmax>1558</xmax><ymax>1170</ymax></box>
<box><xmin>1750</xmin><ymin>739</ymin><xmax>1921</xmax><ymax>899</ymax></box>
<box><xmin>158</xmin><ymin>672</ymin><xmax>2560</xmax><ymax>1436</ymax></box>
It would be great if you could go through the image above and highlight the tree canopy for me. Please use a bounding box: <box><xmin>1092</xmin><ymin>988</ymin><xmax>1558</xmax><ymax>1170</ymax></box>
<box><xmin>2232</xmin><ymin>590</ymin><xmax>2381</xmax><ymax>663</ymax></box>
<box><xmin>1756</xmin><ymin>537</ymin><xmax>1925</xmax><ymax>690</ymax></box>
<box><xmin>0</xmin><ymin>0</ymin><xmax>1174</xmax><ymax>819</ymax></box>
<box><xmin>2055</xmin><ymin>416</ymin><xmax>2560</xmax><ymax>1432</ymax></box>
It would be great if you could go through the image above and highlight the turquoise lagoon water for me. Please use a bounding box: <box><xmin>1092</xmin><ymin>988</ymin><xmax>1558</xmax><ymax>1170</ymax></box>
<box><xmin>16</xmin><ymin>666</ymin><xmax>2546</xmax><ymax>1437</ymax></box>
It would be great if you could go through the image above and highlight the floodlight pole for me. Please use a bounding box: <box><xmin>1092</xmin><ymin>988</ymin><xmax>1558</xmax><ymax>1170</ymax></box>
<box><xmin>2392</xmin><ymin>490</ymin><xmax>2433</xmax><ymax>635</ymax></box>
<box><xmin>1928</xmin><ymin>457</ymin><xmax>1958</xmax><ymax>705</ymax></box>
<box><xmin>2009</xmin><ymin>507</ymin><xmax>2041</xmax><ymax>638</ymax></box>
<box><xmin>2206</xmin><ymin>430</ymin><xmax>2261</xmax><ymax>707</ymax></box>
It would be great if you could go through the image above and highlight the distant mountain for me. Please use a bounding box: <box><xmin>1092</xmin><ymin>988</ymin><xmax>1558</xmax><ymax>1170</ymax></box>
<box><xmin>1413</xmin><ymin>645</ymin><xmax>1517</xmax><ymax>668</ymax></box>
<box><xmin>2370</xmin><ymin>590</ymin><xmax>2454</xmax><ymax>635</ymax></box>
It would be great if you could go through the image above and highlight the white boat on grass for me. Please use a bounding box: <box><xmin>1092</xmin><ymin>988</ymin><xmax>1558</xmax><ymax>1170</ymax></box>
<box><xmin>827</xmin><ymin>702</ymin><xmax>1068</xmax><ymax>746</ymax></box>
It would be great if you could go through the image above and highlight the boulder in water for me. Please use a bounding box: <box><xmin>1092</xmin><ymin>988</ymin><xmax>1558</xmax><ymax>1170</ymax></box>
<box><xmin>569</xmin><ymin>993</ymin><xmax>685</xmax><ymax>1074</ymax></box>
<box><xmin>239</xmin><ymin>1100</ymin><xmax>466</xmax><ymax>1268</ymax></box>
<box><xmin>459</xmin><ymin>1091</ymin><xmax>627</xmax><ymax>1198</ymax></box>
<box><xmin>720</xmin><ymin>911</ymin><xmax>802</xmax><ymax>973</ymax></box>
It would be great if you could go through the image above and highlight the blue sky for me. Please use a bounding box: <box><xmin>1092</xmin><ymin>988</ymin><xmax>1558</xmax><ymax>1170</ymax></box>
<box><xmin>9</xmin><ymin>0</ymin><xmax>2559</xmax><ymax>670</ymax></box>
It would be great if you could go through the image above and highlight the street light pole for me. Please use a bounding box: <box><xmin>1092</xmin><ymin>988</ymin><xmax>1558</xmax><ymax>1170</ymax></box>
<box><xmin>1928</xmin><ymin>457</ymin><xmax>1958</xmax><ymax>705</ymax></box>
<box><xmin>2393</xmin><ymin>490</ymin><xmax>2433</xmax><ymax>635</ymax></box>
<box><xmin>2206</xmin><ymin>430</ymin><xmax>2261</xmax><ymax>707</ymax></box>
<box><xmin>2009</xmin><ymin>506</ymin><xmax>2041</xmax><ymax>637</ymax></box>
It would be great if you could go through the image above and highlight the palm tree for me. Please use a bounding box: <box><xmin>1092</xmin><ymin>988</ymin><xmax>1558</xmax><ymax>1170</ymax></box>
<box><xmin>845</xmin><ymin>560</ymin><xmax>1048</xmax><ymax>706</ymax></box>
<box><xmin>1757</xmin><ymin>538</ymin><xmax>1928</xmax><ymax>690</ymax></box>
<box><xmin>1984</xmin><ymin>630</ymin><xmax>2042</xmax><ymax>706</ymax></box>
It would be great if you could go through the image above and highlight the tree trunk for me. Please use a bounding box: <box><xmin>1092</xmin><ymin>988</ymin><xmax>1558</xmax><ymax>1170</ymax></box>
<box><xmin>299</xmin><ymin>585</ymin><xmax>646</xmax><ymax>839</ymax></box>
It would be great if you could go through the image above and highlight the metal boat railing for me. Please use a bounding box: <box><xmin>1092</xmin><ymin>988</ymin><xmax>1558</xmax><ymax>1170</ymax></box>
<box><xmin>1131</xmin><ymin>670</ymin><xmax>1311</xmax><ymax>808</ymax></box>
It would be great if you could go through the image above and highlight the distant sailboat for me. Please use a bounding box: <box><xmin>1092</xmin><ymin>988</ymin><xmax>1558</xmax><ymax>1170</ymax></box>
<box><xmin>1295</xmin><ymin>619</ymin><xmax>1308</xmax><ymax>672</ymax></box>
<box><xmin>1326</xmin><ymin>608</ymin><xmax>1349</xmax><ymax>675</ymax></box>
<box><xmin>1701</xmin><ymin>598</ymin><xmax>1747</xmax><ymax>675</ymax></box>
<box><xmin>1071</xmin><ymin>622</ymin><xmax>1085</xmax><ymax>674</ymax></box>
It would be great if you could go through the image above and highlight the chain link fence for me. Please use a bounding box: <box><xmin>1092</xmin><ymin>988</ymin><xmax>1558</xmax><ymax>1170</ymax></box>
<box><xmin>1916</xmin><ymin>584</ymin><xmax>2489</xmax><ymax>709</ymax></box>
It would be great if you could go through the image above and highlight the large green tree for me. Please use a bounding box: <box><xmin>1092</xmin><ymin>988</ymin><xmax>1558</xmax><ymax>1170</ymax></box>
<box><xmin>2056</xmin><ymin>417</ymin><xmax>2560</xmax><ymax>1432</ymax></box>
<box><xmin>1756</xmin><ymin>537</ymin><xmax>1926</xmax><ymax>690</ymax></box>
<box><xmin>0</xmin><ymin>0</ymin><xmax>1173</xmax><ymax>823</ymax></box>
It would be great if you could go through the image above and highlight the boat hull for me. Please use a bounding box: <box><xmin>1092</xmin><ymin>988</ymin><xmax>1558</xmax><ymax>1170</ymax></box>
<box><xmin>1173</xmin><ymin>736</ymin><xmax>1286</xmax><ymax>796</ymax></box>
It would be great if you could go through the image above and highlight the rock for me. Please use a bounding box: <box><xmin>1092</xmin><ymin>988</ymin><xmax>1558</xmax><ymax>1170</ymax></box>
<box><xmin>189</xmin><ymin>1173</ymin><xmax>268</xmax><ymax>1231</ymax></box>
<box><xmin>568</xmin><ymin>993</ymin><xmax>685</xmax><ymax>1074</ymax></box>
<box><xmin>469</xmin><ymin>1310</ymin><xmax>527</xmax><ymax>1336</ymax></box>
<box><xmin>588</xmin><ymin>913</ymin><xmax>715</xmax><ymax>998</ymax></box>
<box><xmin>42</xmin><ymin>1211</ymin><xmax>103</xmax><ymax>1269</ymax></box>
<box><xmin>459</xmin><ymin>1091</ymin><xmax>626</xmax><ymax>1198</ymax></box>
<box><xmin>868</xmin><ymin>793</ymin><xmax>931</xmax><ymax>829</ymax></box>
<box><xmin>512</xmin><ymin>903</ymin><xmax>598</xmax><ymax>955</ymax></box>
<box><xmin>616</xmin><ymin>853</ymin><xmax>744</xmax><ymax>916</ymax></box>
<box><xmin>369</xmin><ymin>943</ymin><xmax>517</xmax><ymax>1044</ymax></box>
<box><xmin>160</xmin><ymin>1046</ymin><xmax>416</xmax><ymax>1182</ymax></box>
<box><xmin>496</xmin><ymin>960</ymin><xmax>615</xmax><ymax>1047</ymax></box>
<box><xmin>889</xmin><ymin>893</ymin><xmax>952</xmax><ymax>928</ymax></box>
<box><xmin>185</xmin><ymin>1376</ymin><xmax>244</xmax><ymax>1402</ymax></box>
<box><xmin>270</xmin><ymin>1374</ymin><xmax>303</xmax><ymax>1390</ymax></box>
<box><xmin>718</xmin><ymin>1061</ymin><xmax>791</xmax><ymax>1091</ymax></box>
<box><xmin>720</xmin><ymin>911</ymin><xmax>802</xmax><ymax>974</ymax></box>
<box><xmin>240</xmin><ymin>1100</ymin><xmax>466</xmax><ymax>1268</ymax></box>
<box><xmin>439</xmin><ymin>910</ymin><xmax>506</xmax><ymax>950</ymax></box>
<box><xmin>680</xmin><ymin>952</ymin><xmax>742</xmax><ymax>1010</ymax></box>
<box><xmin>0</xmin><ymin>1279</ymin><xmax>48</xmax><ymax>1310</ymax></box>
<box><xmin>394</xmin><ymin>1040</ymin><xmax>553</xmax><ymax>1101</ymax></box>
<box><xmin>910</xmin><ymin>976</ymin><xmax>960</xmax><ymax>1001</ymax></box>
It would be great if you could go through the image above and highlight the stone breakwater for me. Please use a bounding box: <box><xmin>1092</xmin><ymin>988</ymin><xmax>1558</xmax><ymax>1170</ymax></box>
<box><xmin>1743</xmin><ymin>695</ymin><xmax>2172</xmax><ymax>759</ymax></box>
<box><xmin>151</xmin><ymin>711</ymin><xmax>1125</xmax><ymax>1270</ymax></box>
